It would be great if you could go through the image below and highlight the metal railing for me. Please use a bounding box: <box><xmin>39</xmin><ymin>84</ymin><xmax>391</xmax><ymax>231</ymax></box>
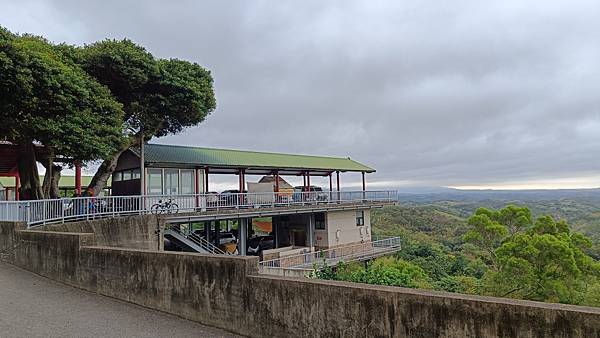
<box><xmin>167</xmin><ymin>225</ymin><xmax>226</xmax><ymax>255</ymax></box>
<box><xmin>0</xmin><ymin>190</ymin><xmax>397</xmax><ymax>227</ymax></box>
<box><xmin>258</xmin><ymin>236</ymin><xmax>402</xmax><ymax>272</ymax></box>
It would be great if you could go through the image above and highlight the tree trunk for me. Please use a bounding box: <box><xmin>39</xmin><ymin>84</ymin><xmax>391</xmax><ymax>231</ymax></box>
<box><xmin>41</xmin><ymin>162</ymin><xmax>62</xmax><ymax>199</ymax></box>
<box><xmin>87</xmin><ymin>147</ymin><xmax>129</xmax><ymax>196</ymax></box>
<box><xmin>17</xmin><ymin>142</ymin><xmax>43</xmax><ymax>200</ymax></box>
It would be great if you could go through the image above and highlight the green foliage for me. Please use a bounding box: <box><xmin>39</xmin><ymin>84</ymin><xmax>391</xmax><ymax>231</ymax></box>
<box><xmin>315</xmin><ymin>257</ymin><xmax>431</xmax><ymax>289</ymax></box>
<box><xmin>78</xmin><ymin>39</ymin><xmax>216</xmax><ymax>139</ymax></box>
<box><xmin>319</xmin><ymin>204</ymin><xmax>600</xmax><ymax>308</ymax></box>
<box><xmin>0</xmin><ymin>30</ymin><xmax>124</xmax><ymax>160</ymax></box>
<box><xmin>467</xmin><ymin>206</ymin><xmax>600</xmax><ymax>305</ymax></box>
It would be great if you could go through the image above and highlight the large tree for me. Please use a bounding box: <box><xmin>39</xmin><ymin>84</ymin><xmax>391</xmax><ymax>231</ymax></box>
<box><xmin>464</xmin><ymin>206</ymin><xmax>600</xmax><ymax>305</ymax></box>
<box><xmin>0</xmin><ymin>28</ymin><xmax>125</xmax><ymax>199</ymax></box>
<box><xmin>75</xmin><ymin>39</ymin><xmax>216</xmax><ymax>195</ymax></box>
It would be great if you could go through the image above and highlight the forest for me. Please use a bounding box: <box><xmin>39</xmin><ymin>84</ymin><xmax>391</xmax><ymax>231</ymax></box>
<box><xmin>315</xmin><ymin>203</ymin><xmax>600</xmax><ymax>307</ymax></box>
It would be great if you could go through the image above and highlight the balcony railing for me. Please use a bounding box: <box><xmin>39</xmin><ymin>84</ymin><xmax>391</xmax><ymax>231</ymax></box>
<box><xmin>258</xmin><ymin>236</ymin><xmax>402</xmax><ymax>273</ymax></box>
<box><xmin>0</xmin><ymin>190</ymin><xmax>397</xmax><ymax>227</ymax></box>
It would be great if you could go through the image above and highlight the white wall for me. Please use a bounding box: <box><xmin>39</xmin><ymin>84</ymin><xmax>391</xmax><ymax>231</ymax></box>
<box><xmin>325</xmin><ymin>209</ymin><xmax>371</xmax><ymax>248</ymax></box>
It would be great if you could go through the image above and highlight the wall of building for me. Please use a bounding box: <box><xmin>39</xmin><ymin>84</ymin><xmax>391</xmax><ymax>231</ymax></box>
<box><xmin>326</xmin><ymin>209</ymin><xmax>371</xmax><ymax>247</ymax></box>
<box><xmin>1</xmin><ymin>219</ymin><xmax>599</xmax><ymax>337</ymax></box>
<box><xmin>34</xmin><ymin>215</ymin><xmax>163</xmax><ymax>251</ymax></box>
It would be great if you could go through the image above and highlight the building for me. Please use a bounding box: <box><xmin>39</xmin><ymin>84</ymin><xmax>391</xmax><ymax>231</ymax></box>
<box><xmin>111</xmin><ymin>143</ymin><xmax>395</xmax><ymax>260</ymax></box>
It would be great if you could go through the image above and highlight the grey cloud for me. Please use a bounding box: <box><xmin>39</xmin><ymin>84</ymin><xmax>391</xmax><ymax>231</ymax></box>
<box><xmin>2</xmin><ymin>0</ymin><xmax>599</xmax><ymax>188</ymax></box>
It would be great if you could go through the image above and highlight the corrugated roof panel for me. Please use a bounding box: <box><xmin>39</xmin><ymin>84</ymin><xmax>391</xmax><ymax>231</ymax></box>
<box><xmin>137</xmin><ymin>144</ymin><xmax>375</xmax><ymax>172</ymax></box>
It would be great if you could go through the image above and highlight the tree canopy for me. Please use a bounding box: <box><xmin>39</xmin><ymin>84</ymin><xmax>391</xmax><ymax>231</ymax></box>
<box><xmin>0</xmin><ymin>27</ymin><xmax>216</xmax><ymax>198</ymax></box>
<box><xmin>0</xmin><ymin>28</ymin><xmax>125</xmax><ymax>198</ymax></box>
<box><xmin>76</xmin><ymin>39</ymin><xmax>216</xmax><ymax>194</ymax></box>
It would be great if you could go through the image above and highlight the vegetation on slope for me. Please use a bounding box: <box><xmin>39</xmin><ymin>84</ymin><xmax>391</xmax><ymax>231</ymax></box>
<box><xmin>315</xmin><ymin>205</ymin><xmax>600</xmax><ymax>307</ymax></box>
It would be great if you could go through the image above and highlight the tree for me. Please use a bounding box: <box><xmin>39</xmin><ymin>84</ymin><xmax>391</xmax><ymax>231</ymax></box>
<box><xmin>75</xmin><ymin>39</ymin><xmax>216</xmax><ymax>195</ymax></box>
<box><xmin>0</xmin><ymin>28</ymin><xmax>125</xmax><ymax>199</ymax></box>
<box><xmin>464</xmin><ymin>206</ymin><xmax>600</xmax><ymax>305</ymax></box>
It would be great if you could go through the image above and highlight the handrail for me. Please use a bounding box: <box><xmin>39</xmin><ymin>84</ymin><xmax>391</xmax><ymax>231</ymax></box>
<box><xmin>258</xmin><ymin>236</ymin><xmax>402</xmax><ymax>271</ymax></box>
<box><xmin>0</xmin><ymin>190</ymin><xmax>398</xmax><ymax>227</ymax></box>
<box><xmin>168</xmin><ymin>225</ymin><xmax>226</xmax><ymax>255</ymax></box>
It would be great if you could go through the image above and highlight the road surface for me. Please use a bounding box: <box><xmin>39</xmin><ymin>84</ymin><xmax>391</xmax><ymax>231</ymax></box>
<box><xmin>0</xmin><ymin>261</ymin><xmax>243</xmax><ymax>338</ymax></box>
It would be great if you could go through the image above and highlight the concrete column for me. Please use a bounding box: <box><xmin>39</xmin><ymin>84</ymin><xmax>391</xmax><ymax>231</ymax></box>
<box><xmin>239</xmin><ymin>218</ymin><xmax>248</xmax><ymax>256</ymax></box>
<box><xmin>204</xmin><ymin>221</ymin><xmax>210</xmax><ymax>242</ymax></box>
<box><xmin>307</xmin><ymin>214</ymin><xmax>314</xmax><ymax>249</ymax></box>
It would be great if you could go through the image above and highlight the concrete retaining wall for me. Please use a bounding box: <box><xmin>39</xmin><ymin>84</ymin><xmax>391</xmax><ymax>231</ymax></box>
<box><xmin>34</xmin><ymin>215</ymin><xmax>163</xmax><ymax>250</ymax></box>
<box><xmin>1</xmin><ymin>220</ymin><xmax>599</xmax><ymax>337</ymax></box>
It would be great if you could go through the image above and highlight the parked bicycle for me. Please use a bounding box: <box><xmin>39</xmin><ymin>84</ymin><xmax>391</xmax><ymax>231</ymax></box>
<box><xmin>150</xmin><ymin>198</ymin><xmax>179</xmax><ymax>214</ymax></box>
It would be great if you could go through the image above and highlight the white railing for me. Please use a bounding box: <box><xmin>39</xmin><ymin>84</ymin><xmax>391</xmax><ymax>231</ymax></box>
<box><xmin>0</xmin><ymin>190</ymin><xmax>397</xmax><ymax>227</ymax></box>
<box><xmin>258</xmin><ymin>236</ymin><xmax>402</xmax><ymax>272</ymax></box>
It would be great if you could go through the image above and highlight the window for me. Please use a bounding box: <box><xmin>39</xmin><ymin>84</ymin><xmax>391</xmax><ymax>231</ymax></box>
<box><xmin>181</xmin><ymin>170</ymin><xmax>194</xmax><ymax>194</ymax></box>
<box><xmin>113</xmin><ymin>171</ymin><xmax>123</xmax><ymax>182</ymax></box>
<box><xmin>164</xmin><ymin>169</ymin><xmax>179</xmax><ymax>195</ymax></box>
<box><xmin>132</xmin><ymin>168</ymin><xmax>141</xmax><ymax>179</ymax></box>
<box><xmin>315</xmin><ymin>213</ymin><xmax>326</xmax><ymax>230</ymax></box>
<box><xmin>122</xmin><ymin>170</ymin><xmax>132</xmax><ymax>180</ymax></box>
<box><xmin>147</xmin><ymin>169</ymin><xmax>163</xmax><ymax>195</ymax></box>
<box><xmin>356</xmin><ymin>210</ymin><xmax>365</xmax><ymax>226</ymax></box>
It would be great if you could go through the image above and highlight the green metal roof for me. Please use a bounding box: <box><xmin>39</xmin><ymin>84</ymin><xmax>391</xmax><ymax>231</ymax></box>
<box><xmin>134</xmin><ymin>144</ymin><xmax>375</xmax><ymax>173</ymax></box>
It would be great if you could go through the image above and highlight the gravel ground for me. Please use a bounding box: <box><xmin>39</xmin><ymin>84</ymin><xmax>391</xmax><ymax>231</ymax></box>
<box><xmin>0</xmin><ymin>261</ymin><xmax>243</xmax><ymax>338</ymax></box>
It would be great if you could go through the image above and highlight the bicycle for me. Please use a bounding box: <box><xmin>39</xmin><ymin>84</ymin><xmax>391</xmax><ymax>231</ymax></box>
<box><xmin>150</xmin><ymin>198</ymin><xmax>179</xmax><ymax>214</ymax></box>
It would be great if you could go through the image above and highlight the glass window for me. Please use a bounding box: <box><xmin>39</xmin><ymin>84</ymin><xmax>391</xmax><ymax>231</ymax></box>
<box><xmin>147</xmin><ymin>169</ymin><xmax>163</xmax><ymax>195</ymax></box>
<box><xmin>132</xmin><ymin>168</ymin><xmax>141</xmax><ymax>179</ymax></box>
<box><xmin>122</xmin><ymin>170</ymin><xmax>132</xmax><ymax>180</ymax></box>
<box><xmin>164</xmin><ymin>169</ymin><xmax>179</xmax><ymax>195</ymax></box>
<box><xmin>181</xmin><ymin>170</ymin><xmax>194</xmax><ymax>194</ymax></box>
<box><xmin>356</xmin><ymin>210</ymin><xmax>365</xmax><ymax>226</ymax></box>
<box><xmin>315</xmin><ymin>213</ymin><xmax>326</xmax><ymax>230</ymax></box>
<box><xmin>113</xmin><ymin>171</ymin><xmax>122</xmax><ymax>182</ymax></box>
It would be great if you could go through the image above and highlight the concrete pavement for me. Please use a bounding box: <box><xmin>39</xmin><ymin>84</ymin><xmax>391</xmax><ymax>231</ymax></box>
<box><xmin>0</xmin><ymin>261</ymin><xmax>243</xmax><ymax>338</ymax></box>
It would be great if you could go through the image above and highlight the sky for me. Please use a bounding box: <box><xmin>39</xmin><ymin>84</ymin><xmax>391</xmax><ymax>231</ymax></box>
<box><xmin>2</xmin><ymin>1</ymin><xmax>600</xmax><ymax>190</ymax></box>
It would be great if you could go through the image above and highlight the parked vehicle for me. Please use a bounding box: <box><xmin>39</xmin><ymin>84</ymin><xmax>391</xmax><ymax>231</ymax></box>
<box><xmin>219</xmin><ymin>189</ymin><xmax>247</xmax><ymax>206</ymax></box>
<box><xmin>292</xmin><ymin>186</ymin><xmax>328</xmax><ymax>202</ymax></box>
<box><xmin>247</xmin><ymin>235</ymin><xmax>274</xmax><ymax>255</ymax></box>
<box><xmin>206</xmin><ymin>191</ymin><xmax>219</xmax><ymax>207</ymax></box>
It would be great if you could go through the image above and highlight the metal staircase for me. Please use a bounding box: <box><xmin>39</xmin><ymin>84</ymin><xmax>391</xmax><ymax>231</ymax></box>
<box><xmin>164</xmin><ymin>225</ymin><xmax>226</xmax><ymax>255</ymax></box>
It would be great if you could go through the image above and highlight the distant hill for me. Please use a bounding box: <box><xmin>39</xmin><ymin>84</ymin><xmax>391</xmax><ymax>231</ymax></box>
<box><xmin>372</xmin><ymin>187</ymin><xmax>600</xmax><ymax>258</ymax></box>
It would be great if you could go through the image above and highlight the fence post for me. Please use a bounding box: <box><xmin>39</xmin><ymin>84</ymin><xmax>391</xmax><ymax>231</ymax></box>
<box><xmin>26</xmin><ymin>202</ymin><xmax>30</xmax><ymax>225</ymax></box>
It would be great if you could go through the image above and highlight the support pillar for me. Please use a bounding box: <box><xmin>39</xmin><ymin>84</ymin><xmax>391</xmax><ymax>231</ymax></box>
<box><xmin>75</xmin><ymin>162</ymin><xmax>82</xmax><ymax>195</ymax></box>
<box><xmin>362</xmin><ymin>172</ymin><xmax>366</xmax><ymax>199</ymax></box>
<box><xmin>307</xmin><ymin>214</ymin><xmax>314</xmax><ymax>249</ymax></box>
<box><xmin>329</xmin><ymin>173</ymin><xmax>333</xmax><ymax>200</ymax></box>
<box><xmin>274</xmin><ymin>171</ymin><xmax>280</xmax><ymax>192</ymax></box>
<box><xmin>195</xmin><ymin>168</ymin><xmax>200</xmax><ymax>207</ymax></box>
<box><xmin>336</xmin><ymin>171</ymin><xmax>340</xmax><ymax>201</ymax></box>
<box><xmin>15</xmin><ymin>174</ymin><xmax>20</xmax><ymax>201</ymax></box>
<box><xmin>204</xmin><ymin>167</ymin><xmax>209</xmax><ymax>192</ymax></box>
<box><xmin>239</xmin><ymin>218</ymin><xmax>248</xmax><ymax>256</ymax></box>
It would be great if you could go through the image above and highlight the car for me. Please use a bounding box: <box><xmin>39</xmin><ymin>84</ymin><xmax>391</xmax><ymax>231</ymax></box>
<box><xmin>246</xmin><ymin>235</ymin><xmax>274</xmax><ymax>255</ymax></box>
<box><xmin>219</xmin><ymin>189</ymin><xmax>247</xmax><ymax>206</ymax></box>
<box><xmin>292</xmin><ymin>186</ymin><xmax>328</xmax><ymax>202</ymax></box>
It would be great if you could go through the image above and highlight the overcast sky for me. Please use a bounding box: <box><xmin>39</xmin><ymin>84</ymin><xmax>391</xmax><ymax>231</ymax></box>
<box><xmin>2</xmin><ymin>1</ymin><xmax>600</xmax><ymax>190</ymax></box>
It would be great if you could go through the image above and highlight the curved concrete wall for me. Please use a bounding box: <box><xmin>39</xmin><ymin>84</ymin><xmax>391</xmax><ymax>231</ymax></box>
<box><xmin>1</xmin><ymin>219</ymin><xmax>599</xmax><ymax>337</ymax></box>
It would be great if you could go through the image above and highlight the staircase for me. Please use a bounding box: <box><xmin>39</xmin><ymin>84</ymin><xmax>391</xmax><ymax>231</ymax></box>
<box><xmin>164</xmin><ymin>226</ymin><xmax>226</xmax><ymax>254</ymax></box>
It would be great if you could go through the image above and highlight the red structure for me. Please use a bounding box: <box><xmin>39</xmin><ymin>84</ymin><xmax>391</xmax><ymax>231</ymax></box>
<box><xmin>74</xmin><ymin>162</ymin><xmax>82</xmax><ymax>195</ymax></box>
<box><xmin>0</xmin><ymin>143</ymin><xmax>20</xmax><ymax>200</ymax></box>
